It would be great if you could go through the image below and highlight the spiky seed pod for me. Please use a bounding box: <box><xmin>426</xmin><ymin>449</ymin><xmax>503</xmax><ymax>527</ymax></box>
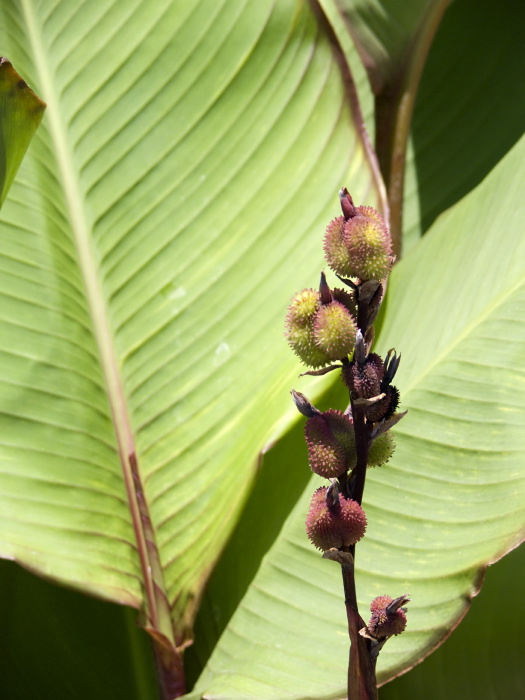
<box><xmin>367</xmin><ymin>431</ymin><xmax>395</xmax><ymax>467</ymax></box>
<box><xmin>286</xmin><ymin>288</ymin><xmax>320</xmax><ymax>327</ymax></box>
<box><xmin>323</xmin><ymin>216</ymin><xmax>354</xmax><ymax>277</ymax></box>
<box><xmin>305</xmin><ymin>487</ymin><xmax>367</xmax><ymax>550</ymax></box>
<box><xmin>332</xmin><ymin>287</ymin><xmax>358</xmax><ymax>318</ymax></box>
<box><xmin>370</xmin><ymin>595</ymin><xmax>393</xmax><ymax>614</ymax></box>
<box><xmin>285</xmin><ymin>324</ymin><xmax>331</xmax><ymax>368</ymax></box>
<box><xmin>356</xmin><ymin>205</ymin><xmax>385</xmax><ymax>226</ymax></box>
<box><xmin>343</xmin><ymin>211</ymin><xmax>393</xmax><ymax>281</ymax></box>
<box><xmin>285</xmin><ymin>289</ymin><xmax>331</xmax><ymax>368</ymax></box>
<box><xmin>313</xmin><ymin>301</ymin><xmax>357</xmax><ymax>360</ymax></box>
<box><xmin>365</xmin><ymin>384</ymin><xmax>400</xmax><ymax>422</ymax></box>
<box><xmin>323</xmin><ymin>409</ymin><xmax>356</xmax><ymax>462</ymax></box>
<box><xmin>367</xmin><ymin>596</ymin><xmax>408</xmax><ymax>640</ymax></box>
<box><xmin>343</xmin><ymin>352</ymin><xmax>384</xmax><ymax>399</ymax></box>
<box><xmin>305</xmin><ymin>409</ymin><xmax>356</xmax><ymax>477</ymax></box>
<box><xmin>305</xmin><ymin>414</ymin><xmax>346</xmax><ymax>478</ymax></box>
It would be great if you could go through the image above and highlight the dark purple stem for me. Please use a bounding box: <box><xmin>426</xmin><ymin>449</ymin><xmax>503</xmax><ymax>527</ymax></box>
<box><xmin>341</xmin><ymin>291</ymin><xmax>378</xmax><ymax>699</ymax></box>
<box><xmin>349</xmin><ymin>402</ymin><xmax>373</xmax><ymax>507</ymax></box>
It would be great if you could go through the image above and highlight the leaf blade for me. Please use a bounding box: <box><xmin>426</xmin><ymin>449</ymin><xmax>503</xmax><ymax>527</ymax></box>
<box><xmin>188</xmin><ymin>128</ymin><xmax>525</xmax><ymax>699</ymax></box>
<box><xmin>0</xmin><ymin>0</ymin><xmax>383</xmax><ymax>668</ymax></box>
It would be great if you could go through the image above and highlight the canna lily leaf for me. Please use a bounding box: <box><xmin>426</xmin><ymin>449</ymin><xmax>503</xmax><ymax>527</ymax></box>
<box><xmin>186</xmin><ymin>127</ymin><xmax>525</xmax><ymax>699</ymax></box>
<box><xmin>403</xmin><ymin>0</ymin><xmax>525</xmax><ymax>250</ymax></box>
<box><xmin>381</xmin><ymin>541</ymin><xmax>525</xmax><ymax>699</ymax></box>
<box><xmin>0</xmin><ymin>0</ymin><xmax>383</xmax><ymax>692</ymax></box>
<box><xmin>321</xmin><ymin>0</ymin><xmax>448</xmax><ymax>94</ymax></box>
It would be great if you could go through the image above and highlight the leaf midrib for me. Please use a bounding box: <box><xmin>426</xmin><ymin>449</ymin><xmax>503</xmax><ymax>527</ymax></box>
<box><xmin>20</xmin><ymin>0</ymin><xmax>170</xmax><ymax>637</ymax></box>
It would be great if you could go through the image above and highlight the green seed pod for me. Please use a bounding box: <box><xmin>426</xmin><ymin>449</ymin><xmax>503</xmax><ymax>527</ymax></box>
<box><xmin>313</xmin><ymin>301</ymin><xmax>357</xmax><ymax>360</ymax></box>
<box><xmin>286</xmin><ymin>288</ymin><xmax>319</xmax><ymax>327</ymax></box>
<box><xmin>285</xmin><ymin>289</ymin><xmax>331</xmax><ymax>367</ymax></box>
<box><xmin>356</xmin><ymin>205</ymin><xmax>386</xmax><ymax>227</ymax></box>
<box><xmin>305</xmin><ymin>487</ymin><xmax>367</xmax><ymax>550</ymax></box>
<box><xmin>323</xmin><ymin>216</ymin><xmax>354</xmax><ymax>277</ymax></box>
<box><xmin>285</xmin><ymin>323</ymin><xmax>331</xmax><ymax>368</ymax></box>
<box><xmin>343</xmin><ymin>212</ymin><xmax>392</xmax><ymax>281</ymax></box>
<box><xmin>367</xmin><ymin>431</ymin><xmax>395</xmax><ymax>467</ymax></box>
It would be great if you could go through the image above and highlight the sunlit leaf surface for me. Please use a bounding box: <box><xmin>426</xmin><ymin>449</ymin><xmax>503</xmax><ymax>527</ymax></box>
<box><xmin>187</xmin><ymin>130</ymin><xmax>525</xmax><ymax>699</ymax></box>
<box><xmin>0</xmin><ymin>0</ymin><xmax>381</xmax><ymax>654</ymax></box>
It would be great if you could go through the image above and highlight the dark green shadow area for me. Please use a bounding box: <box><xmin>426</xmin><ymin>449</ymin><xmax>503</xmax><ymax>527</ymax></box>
<box><xmin>412</xmin><ymin>0</ymin><xmax>525</xmax><ymax>235</ymax></box>
<box><xmin>184</xmin><ymin>378</ymin><xmax>347</xmax><ymax>689</ymax></box>
<box><xmin>381</xmin><ymin>542</ymin><xmax>525</xmax><ymax>699</ymax></box>
<box><xmin>0</xmin><ymin>559</ymin><xmax>158</xmax><ymax>700</ymax></box>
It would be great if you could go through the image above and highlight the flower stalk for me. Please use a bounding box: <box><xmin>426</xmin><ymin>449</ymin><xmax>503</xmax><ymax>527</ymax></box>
<box><xmin>286</xmin><ymin>189</ymin><xmax>409</xmax><ymax>699</ymax></box>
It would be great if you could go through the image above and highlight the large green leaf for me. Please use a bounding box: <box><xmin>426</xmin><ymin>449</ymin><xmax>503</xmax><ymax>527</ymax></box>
<box><xmin>0</xmin><ymin>0</ymin><xmax>383</xmax><ymax>687</ymax></box>
<box><xmin>0</xmin><ymin>57</ymin><xmax>45</xmax><ymax>205</ymax></box>
<box><xmin>186</xmin><ymin>127</ymin><xmax>525</xmax><ymax>699</ymax></box>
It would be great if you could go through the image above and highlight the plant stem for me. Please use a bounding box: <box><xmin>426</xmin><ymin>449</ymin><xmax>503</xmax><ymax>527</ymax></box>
<box><xmin>343</xmin><ymin>288</ymin><xmax>377</xmax><ymax>699</ymax></box>
<box><xmin>343</xmin><ymin>395</ymin><xmax>377</xmax><ymax>700</ymax></box>
<box><xmin>374</xmin><ymin>0</ymin><xmax>449</xmax><ymax>256</ymax></box>
<box><xmin>350</xmin><ymin>402</ymin><xmax>373</xmax><ymax>507</ymax></box>
<box><xmin>347</xmin><ymin>603</ymin><xmax>378</xmax><ymax>700</ymax></box>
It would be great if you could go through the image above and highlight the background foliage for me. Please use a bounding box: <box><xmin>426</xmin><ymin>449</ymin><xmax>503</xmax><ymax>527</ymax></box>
<box><xmin>0</xmin><ymin>0</ymin><xmax>523</xmax><ymax>698</ymax></box>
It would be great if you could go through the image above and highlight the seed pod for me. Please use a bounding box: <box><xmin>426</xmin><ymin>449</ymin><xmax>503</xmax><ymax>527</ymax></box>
<box><xmin>305</xmin><ymin>487</ymin><xmax>367</xmax><ymax>550</ymax></box>
<box><xmin>367</xmin><ymin>431</ymin><xmax>395</xmax><ymax>467</ymax></box>
<box><xmin>324</xmin><ymin>202</ymin><xmax>393</xmax><ymax>281</ymax></box>
<box><xmin>313</xmin><ymin>301</ymin><xmax>357</xmax><ymax>360</ymax></box>
<box><xmin>285</xmin><ymin>289</ymin><xmax>331</xmax><ymax>368</ymax></box>
<box><xmin>305</xmin><ymin>409</ymin><xmax>356</xmax><ymax>477</ymax></box>
<box><xmin>285</xmin><ymin>324</ymin><xmax>330</xmax><ymax>368</ymax></box>
<box><xmin>343</xmin><ymin>210</ymin><xmax>393</xmax><ymax>281</ymax></box>
<box><xmin>365</xmin><ymin>384</ymin><xmax>400</xmax><ymax>422</ymax></box>
<box><xmin>323</xmin><ymin>216</ymin><xmax>353</xmax><ymax>277</ymax></box>
<box><xmin>286</xmin><ymin>288</ymin><xmax>320</xmax><ymax>327</ymax></box>
<box><xmin>367</xmin><ymin>595</ymin><xmax>408</xmax><ymax>640</ymax></box>
<box><xmin>343</xmin><ymin>352</ymin><xmax>384</xmax><ymax>399</ymax></box>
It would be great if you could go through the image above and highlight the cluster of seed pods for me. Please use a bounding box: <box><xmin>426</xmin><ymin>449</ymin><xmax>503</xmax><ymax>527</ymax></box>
<box><xmin>285</xmin><ymin>189</ymin><xmax>408</xmax><ymax>641</ymax></box>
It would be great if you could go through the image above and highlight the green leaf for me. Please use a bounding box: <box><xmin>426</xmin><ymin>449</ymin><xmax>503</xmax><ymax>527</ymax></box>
<box><xmin>381</xmin><ymin>542</ymin><xmax>525</xmax><ymax>700</ymax></box>
<box><xmin>403</xmin><ymin>0</ymin><xmax>525</xmax><ymax>250</ymax></box>
<box><xmin>314</xmin><ymin>0</ymin><xmax>375</xmax><ymax>136</ymax></box>
<box><xmin>322</xmin><ymin>0</ymin><xmax>441</xmax><ymax>93</ymax></box>
<box><xmin>0</xmin><ymin>0</ymin><xmax>382</xmax><ymax>685</ymax></box>
<box><xmin>187</xmin><ymin>129</ymin><xmax>525</xmax><ymax>699</ymax></box>
<box><xmin>0</xmin><ymin>57</ymin><xmax>45</xmax><ymax>206</ymax></box>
